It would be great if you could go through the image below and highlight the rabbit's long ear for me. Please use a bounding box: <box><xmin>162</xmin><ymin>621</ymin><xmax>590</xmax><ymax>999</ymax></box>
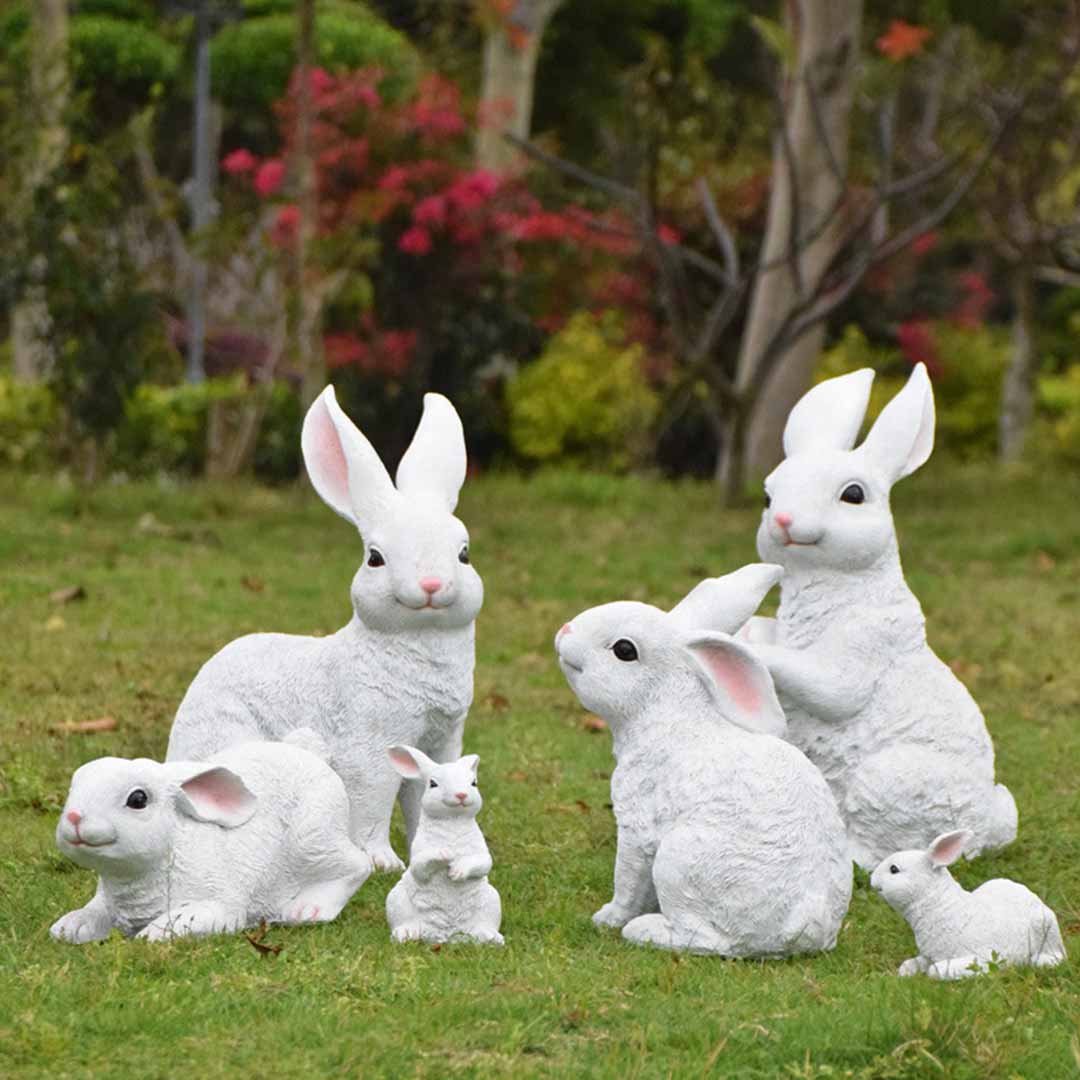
<box><xmin>860</xmin><ymin>363</ymin><xmax>935</xmax><ymax>485</ymax></box>
<box><xmin>302</xmin><ymin>385</ymin><xmax>396</xmax><ymax>528</ymax></box>
<box><xmin>395</xmin><ymin>393</ymin><xmax>467</xmax><ymax>512</ymax></box>
<box><xmin>927</xmin><ymin>829</ymin><xmax>971</xmax><ymax>868</ymax></box>
<box><xmin>783</xmin><ymin>368</ymin><xmax>875</xmax><ymax>457</ymax></box>
<box><xmin>167</xmin><ymin>764</ymin><xmax>257</xmax><ymax>828</ymax></box>
<box><xmin>669</xmin><ymin>564</ymin><xmax>783</xmax><ymax>635</ymax></box>
<box><xmin>684</xmin><ymin>634</ymin><xmax>786</xmax><ymax>737</ymax></box>
<box><xmin>387</xmin><ymin>745</ymin><xmax>437</xmax><ymax>780</ymax></box>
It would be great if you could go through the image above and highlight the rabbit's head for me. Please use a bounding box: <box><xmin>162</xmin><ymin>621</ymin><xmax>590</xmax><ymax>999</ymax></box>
<box><xmin>302</xmin><ymin>387</ymin><xmax>484</xmax><ymax>633</ymax></box>
<box><xmin>555</xmin><ymin>564</ymin><xmax>785</xmax><ymax>736</ymax></box>
<box><xmin>870</xmin><ymin>829</ymin><xmax>971</xmax><ymax>912</ymax></box>
<box><xmin>56</xmin><ymin>756</ymin><xmax>257</xmax><ymax>876</ymax></box>
<box><xmin>388</xmin><ymin>746</ymin><xmax>483</xmax><ymax>821</ymax></box>
<box><xmin>757</xmin><ymin>364</ymin><xmax>935</xmax><ymax>574</ymax></box>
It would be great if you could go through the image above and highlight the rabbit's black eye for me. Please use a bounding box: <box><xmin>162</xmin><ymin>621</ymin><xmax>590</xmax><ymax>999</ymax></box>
<box><xmin>612</xmin><ymin>639</ymin><xmax>638</xmax><ymax>662</ymax></box>
<box><xmin>471</xmin><ymin>779</ymin><xmax>478</xmax><ymax>787</ymax></box>
<box><xmin>764</xmin><ymin>491</ymin><xmax>771</xmax><ymax>508</ymax></box>
<box><xmin>367</xmin><ymin>547</ymin><xmax>385</xmax><ymax>568</ymax></box>
<box><xmin>428</xmin><ymin>779</ymin><xmax>438</xmax><ymax>789</ymax></box>
<box><xmin>458</xmin><ymin>545</ymin><xmax>470</xmax><ymax>565</ymax></box>
<box><xmin>840</xmin><ymin>483</ymin><xmax>865</xmax><ymax>505</ymax></box>
<box><xmin>889</xmin><ymin>864</ymin><xmax>900</xmax><ymax>874</ymax></box>
<box><xmin>126</xmin><ymin>789</ymin><xmax>149</xmax><ymax>810</ymax></box>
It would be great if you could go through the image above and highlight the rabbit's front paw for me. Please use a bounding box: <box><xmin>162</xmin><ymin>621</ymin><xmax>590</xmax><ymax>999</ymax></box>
<box><xmin>367</xmin><ymin>845</ymin><xmax>405</xmax><ymax>873</ymax></box>
<box><xmin>592</xmin><ymin>901</ymin><xmax>635</xmax><ymax>929</ymax></box>
<box><xmin>897</xmin><ymin>957</ymin><xmax>924</xmax><ymax>977</ymax></box>
<box><xmin>50</xmin><ymin>906</ymin><xmax>113</xmax><ymax>944</ymax></box>
<box><xmin>447</xmin><ymin>855</ymin><xmax>480</xmax><ymax>881</ymax></box>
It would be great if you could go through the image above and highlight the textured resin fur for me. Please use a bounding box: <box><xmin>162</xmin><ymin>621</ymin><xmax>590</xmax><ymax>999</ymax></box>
<box><xmin>51</xmin><ymin>735</ymin><xmax>372</xmax><ymax>943</ymax></box>
<box><xmin>385</xmin><ymin>747</ymin><xmax>503</xmax><ymax>945</ymax></box>
<box><xmin>166</xmin><ymin>387</ymin><xmax>483</xmax><ymax>871</ymax></box>
<box><xmin>871</xmin><ymin>830</ymin><xmax>1065</xmax><ymax>979</ymax></box>
<box><xmin>751</xmin><ymin>364</ymin><xmax>1017</xmax><ymax>869</ymax></box>
<box><xmin>556</xmin><ymin>565</ymin><xmax>852</xmax><ymax>958</ymax></box>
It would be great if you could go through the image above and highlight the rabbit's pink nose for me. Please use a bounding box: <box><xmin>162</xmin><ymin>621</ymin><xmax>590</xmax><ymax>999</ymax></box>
<box><xmin>420</xmin><ymin>577</ymin><xmax>442</xmax><ymax>595</ymax></box>
<box><xmin>774</xmin><ymin>512</ymin><xmax>793</xmax><ymax>529</ymax></box>
<box><xmin>66</xmin><ymin>810</ymin><xmax>81</xmax><ymax>825</ymax></box>
<box><xmin>455</xmin><ymin>792</ymin><xmax>468</xmax><ymax>803</ymax></box>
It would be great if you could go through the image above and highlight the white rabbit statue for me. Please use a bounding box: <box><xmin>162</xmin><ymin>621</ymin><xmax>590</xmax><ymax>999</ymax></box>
<box><xmin>50</xmin><ymin>732</ymin><xmax>373</xmax><ymax>943</ymax></box>
<box><xmin>166</xmin><ymin>387</ymin><xmax>484</xmax><ymax>871</ymax></box>
<box><xmin>747</xmin><ymin>363</ymin><xmax>1017</xmax><ymax>869</ymax></box>
<box><xmin>870</xmin><ymin>829</ymin><xmax>1066</xmax><ymax>979</ymax></box>
<box><xmin>384</xmin><ymin>746</ymin><xmax>503</xmax><ymax>945</ymax></box>
<box><xmin>555</xmin><ymin>564</ymin><xmax>852</xmax><ymax>958</ymax></box>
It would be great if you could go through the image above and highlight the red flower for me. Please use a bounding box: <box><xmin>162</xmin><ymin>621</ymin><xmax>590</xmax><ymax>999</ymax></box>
<box><xmin>222</xmin><ymin>148</ymin><xmax>257</xmax><ymax>175</ymax></box>
<box><xmin>254</xmin><ymin>159</ymin><xmax>286</xmax><ymax>197</ymax></box>
<box><xmin>378</xmin><ymin>165</ymin><xmax>412</xmax><ymax>192</ymax></box>
<box><xmin>446</xmin><ymin>170</ymin><xmax>500</xmax><ymax>211</ymax></box>
<box><xmin>376</xmin><ymin>330</ymin><xmax>418</xmax><ymax>377</ymax></box>
<box><xmin>271</xmin><ymin>203</ymin><xmax>300</xmax><ymax>247</ymax></box>
<box><xmin>413</xmin><ymin>195</ymin><xmax>447</xmax><ymax>228</ymax></box>
<box><xmin>324</xmin><ymin>332</ymin><xmax>370</xmax><ymax>370</ymax></box>
<box><xmin>896</xmin><ymin>319</ymin><xmax>940</xmax><ymax>375</ymax></box>
<box><xmin>876</xmin><ymin>20</ymin><xmax>932</xmax><ymax>61</ymax></box>
<box><xmin>910</xmin><ymin>231</ymin><xmax>938</xmax><ymax>257</ymax></box>
<box><xmin>952</xmin><ymin>270</ymin><xmax>995</xmax><ymax>327</ymax></box>
<box><xmin>399</xmin><ymin>226</ymin><xmax>433</xmax><ymax>255</ymax></box>
<box><xmin>657</xmin><ymin>223</ymin><xmax>681</xmax><ymax>246</ymax></box>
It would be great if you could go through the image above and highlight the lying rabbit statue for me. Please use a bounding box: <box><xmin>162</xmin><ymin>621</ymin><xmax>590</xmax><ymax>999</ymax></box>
<box><xmin>51</xmin><ymin>732</ymin><xmax>373</xmax><ymax>943</ymax></box>
<box><xmin>871</xmin><ymin>829</ymin><xmax>1065</xmax><ymax>979</ymax></box>
<box><xmin>167</xmin><ymin>387</ymin><xmax>484</xmax><ymax>871</ymax></box>
<box><xmin>555</xmin><ymin>564</ymin><xmax>852</xmax><ymax>958</ymax></box>
<box><xmin>384</xmin><ymin>746</ymin><xmax>503</xmax><ymax>945</ymax></box>
<box><xmin>748</xmin><ymin>363</ymin><xmax>1017</xmax><ymax>869</ymax></box>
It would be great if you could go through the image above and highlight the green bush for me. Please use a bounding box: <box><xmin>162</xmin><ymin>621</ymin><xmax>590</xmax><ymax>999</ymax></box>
<box><xmin>71</xmin><ymin>16</ymin><xmax>179</xmax><ymax>91</ymax></box>
<box><xmin>0</xmin><ymin>378</ymin><xmax>58</xmax><ymax>468</ymax></box>
<box><xmin>507</xmin><ymin>311</ymin><xmax>659</xmax><ymax>470</ymax></box>
<box><xmin>211</xmin><ymin>6</ymin><xmax>418</xmax><ymax>110</ymax></box>
<box><xmin>1037</xmin><ymin>364</ymin><xmax>1080</xmax><ymax>464</ymax></box>
<box><xmin>818</xmin><ymin>322</ymin><xmax>1009</xmax><ymax>458</ymax></box>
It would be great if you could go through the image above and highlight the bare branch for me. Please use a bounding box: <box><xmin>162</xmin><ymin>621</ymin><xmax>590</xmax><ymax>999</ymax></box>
<box><xmin>803</xmin><ymin>69</ymin><xmax>845</xmax><ymax>189</ymax></box>
<box><xmin>504</xmin><ymin>132</ymin><xmax>638</xmax><ymax>202</ymax></box>
<box><xmin>771</xmin><ymin>81</ymin><xmax>806</xmax><ymax>298</ymax></box>
<box><xmin>696</xmin><ymin>177</ymin><xmax>739</xmax><ymax>286</ymax></box>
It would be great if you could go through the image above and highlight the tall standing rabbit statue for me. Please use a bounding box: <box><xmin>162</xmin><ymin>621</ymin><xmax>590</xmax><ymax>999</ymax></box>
<box><xmin>870</xmin><ymin>829</ymin><xmax>1065</xmax><ymax>979</ymax></box>
<box><xmin>747</xmin><ymin>364</ymin><xmax>1017</xmax><ymax>869</ymax></box>
<box><xmin>384</xmin><ymin>746</ymin><xmax>503</xmax><ymax>945</ymax></box>
<box><xmin>51</xmin><ymin>733</ymin><xmax>372</xmax><ymax>943</ymax></box>
<box><xmin>555</xmin><ymin>565</ymin><xmax>852</xmax><ymax>958</ymax></box>
<box><xmin>166</xmin><ymin>387</ymin><xmax>484</xmax><ymax>871</ymax></box>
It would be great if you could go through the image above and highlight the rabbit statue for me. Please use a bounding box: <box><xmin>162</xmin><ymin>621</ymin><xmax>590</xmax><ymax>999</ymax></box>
<box><xmin>384</xmin><ymin>746</ymin><xmax>503</xmax><ymax>945</ymax></box>
<box><xmin>166</xmin><ymin>387</ymin><xmax>484</xmax><ymax>872</ymax></box>
<box><xmin>747</xmin><ymin>363</ymin><xmax>1017</xmax><ymax>869</ymax></box>
<box><xmin>50</xmin><ymin>732</ymin><xmax>373</xmax><ymax>943</ymax></box>
<box><xmin>870</xmin><ymin>829</ymin><xmax>1066</xmax><ymax>979</ymax></box>
<box><xmin>555</xmin><ymin>564</ymin><xmax>852</xmax><ymax>958</ymax></box>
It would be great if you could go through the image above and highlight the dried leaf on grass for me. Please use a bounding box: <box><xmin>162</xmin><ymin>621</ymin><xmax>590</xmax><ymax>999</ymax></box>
<box><xmin>582</xmin><ymin>714</ymin><xmax>607</xmax><ymax>733</ymax></box>
<box><xmin>49</xmin><ymin>585</ymin><xmax>86</xmax><ymax>605</ymax></box>
<box><xmin>241</xmin><ymin>575</ymin><xmax>265</xmax><ymax>593</ymax></box>
<box><xmin>244</xmin><ymin>920</ymin><xmax>283</xmax><ymax>958</ymax></box>
<box><xmin>53</xmin><ymin>716</ymin><xmax>117</xmax><ymax>734</ymax></box>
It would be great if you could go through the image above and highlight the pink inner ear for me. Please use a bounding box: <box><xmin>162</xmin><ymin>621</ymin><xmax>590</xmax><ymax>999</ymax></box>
<box><xmin>310</xmin><ymin>399</ymin><xmax>350</xmax><ymax>509</ymax></box>
<box><xmin>388</xmin><ymin>748</ymin><xmax>420</xmax><ymax>778</ymax></box>
<box><xmin>182</xmin><ymin>768</ymin><xmax>250</xmax><ymax>815</ymax></box>
<box><xmin>929</xmin><ymin>831</ymin><xmax>968</xmax><ymax>866</ymax></box>
<box><xmin>696</xmin><ymin>644</ymin><xmax>761</xmax><ymax>714</ymax></box>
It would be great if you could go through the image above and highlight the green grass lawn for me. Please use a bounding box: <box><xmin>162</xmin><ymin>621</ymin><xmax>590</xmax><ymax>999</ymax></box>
<box><xmin>1</xmin><ymin>463</ymin><xmax>1079</xmax><ymax>1079</ymax></box>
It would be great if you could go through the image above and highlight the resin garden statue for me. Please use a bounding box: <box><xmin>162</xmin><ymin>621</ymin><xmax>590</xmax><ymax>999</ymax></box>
<box><xmin>871</xmin><ymin>829</ymin><xmax>1065</xmax><ymax>979</ymax></box>
<box><xmin>51</xmin><ymin>733</ymin><xmax>373</xmax><ymax>943</ymax></box>
<box><xmin>747</xmin><ymin>363</ymin><xmax>1017</xmax><ymax>869</ymax></box>
<box><xmin>384</xmin><ymin>746</ymin><xmax>503</xmax><ymax>945</ymax></box>
<box><xmin>555</xmin><ymin>564</ymin><xmax>852</xmax><ymax>958</ymax></box>
<box><xmin>166</xmin><ymin>387</ymin><xmax>484</xmax><ymax>871</ymax></box>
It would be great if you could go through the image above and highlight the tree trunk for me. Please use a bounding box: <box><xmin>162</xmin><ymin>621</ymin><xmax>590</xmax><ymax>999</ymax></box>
<box><xmin>294</xmin><ymin>0</ymin><xmax>324</xmax><ymax>409</ymax></box>
<box><xmin>725</xmin><ymin>0</ymin><xmax>862</xmax><ymax>489</ymax></box>
<box><xmin>999</xmin><ymin>264</ymin><xmax>1037</xmax><ymax>462</ymax></box>
<box><xmin>475</xmin><ymin>0</ymin><xmax>562</xmax><ymax>173</ymax></box>
<box><xmin>12</xmin><ymin>0</ymin><xmax>69</xmax><ymax>382</ymax></box>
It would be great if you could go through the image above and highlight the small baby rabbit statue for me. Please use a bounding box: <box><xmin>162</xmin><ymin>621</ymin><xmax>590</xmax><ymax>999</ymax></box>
<box><xmin>384</xmin><ymin>746</ymin><xmax>503</xmax><ymax>945</ymax></box>
<box><xmin>871</xmin><ymin>830</ymin><xmax>1066</xmax><ymax>980</ymax></box>
<box><xmin>167</xmin><ymin>387</ymin><xmax>484</xmax><ymax>872</ymax></box>
<box><xmin>51</xmin><ymin>733</ymin><xmax>373</xmax><ymax>943</ymax></box>
<box><xmin>750</xmin><ymin>363</ymin><xmax>1017</xmax><ymax>868</ymax></box>
<box><xmin>556</xmin><ymin>564</ymin><xmax>852</xmax><ymax>958</ymax></box>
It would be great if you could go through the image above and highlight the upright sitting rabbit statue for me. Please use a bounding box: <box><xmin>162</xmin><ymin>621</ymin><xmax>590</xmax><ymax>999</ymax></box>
<box><xmin>167</xmin><ymin>387</ymin><xmax>484</xmax><ymax>871</ymax></box>
<box><xmin>556</xmin><ymin>564</ymin><xmax>852</xmax><ymax>958</ymax></box>
<box><xmin>51</xmin><ymin>733</ymin><xmax>372</xmax><ymax>942</ymax></box>
<box><xmin>747</xmin><ymin>364</ymin><xmax>1017</xmax><ymax>869</ymax></box>
<box><xmin>871</xmin><ymin>829</ymin><xmax>1065</xmax><ymax>979</ymax></box>
<box><xmin>384</xmin><ymin>746</ymin><xmax>503</xmax><ymax>945</ymax></box>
